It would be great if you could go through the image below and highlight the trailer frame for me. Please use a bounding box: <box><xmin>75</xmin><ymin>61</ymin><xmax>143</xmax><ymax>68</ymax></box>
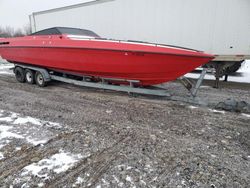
<box><xmin>13</xmin><ymin>64</ymin><xmax>208</xmax><ymax>105</ymax></box>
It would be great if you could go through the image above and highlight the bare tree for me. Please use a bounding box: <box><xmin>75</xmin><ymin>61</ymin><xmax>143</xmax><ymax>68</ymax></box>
<box><xmin>13</xmin><ymin>28</ymin><xmax>24</xmax><ymax>37</ymax></box>
<box><xmin>0</xmin><ymin>26</ymin><xmax>15</xmax><ymax>37</ymax></box>
<box><xmin>5</xmin><ymin>26</ymin><xmax>15</xmax><ymax>37</ymax></box>
<box><xmin>23</xmin><ymin>24</ymin><xmax>32</xmax><ymax>35</ymax></box>
<box><xmin>0</xmin><ymin>25</ymin><xmax>31</xmax><ymax>38</ymax></box>
<box><xmin>0</xmin><ymin>27</ymin><xmax>6</xmax><ymax>37</ymax></box>
<box><xmin>0</xmin><ymin>26</ymin><xmax>11</xmax><ymax>37</ymax></box>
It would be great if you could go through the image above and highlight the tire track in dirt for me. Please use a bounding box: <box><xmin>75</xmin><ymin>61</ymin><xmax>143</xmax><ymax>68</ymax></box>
<box><xmin>46</xmin><ymin>135</ymin><xmax>131</xmax><ymax>187</ymax></box>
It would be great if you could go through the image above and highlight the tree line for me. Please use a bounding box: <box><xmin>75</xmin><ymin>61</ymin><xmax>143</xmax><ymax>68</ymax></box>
<box><xmin>0</xmin><ymin>25</ymin><xmax>31</xmax><ymax>38</ymax></box>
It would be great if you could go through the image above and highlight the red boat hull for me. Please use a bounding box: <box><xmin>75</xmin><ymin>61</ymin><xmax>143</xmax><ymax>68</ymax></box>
<box><xmin>0</xmin><ymin>35</ymin><xmax>214</xmax><ymax>86</ymax></box>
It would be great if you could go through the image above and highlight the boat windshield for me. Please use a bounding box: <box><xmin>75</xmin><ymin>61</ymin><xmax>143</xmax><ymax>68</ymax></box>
<box><xmin>30</xmin><ymin>27</ymin><xmax>100</xmax><ymax>38</ymax></box>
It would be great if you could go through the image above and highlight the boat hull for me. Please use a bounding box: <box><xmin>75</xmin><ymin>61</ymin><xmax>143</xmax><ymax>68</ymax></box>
<box><xmin>0</xmin><ymin>46</ymin><xmax>212</xmax><ymax>86</ymax></box>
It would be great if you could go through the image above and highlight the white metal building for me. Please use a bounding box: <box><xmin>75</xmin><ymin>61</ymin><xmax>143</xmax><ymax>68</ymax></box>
<box><xmin>30</xmin><ymin>0</ymin><xmax>250</xmax><ymax>62</ymax></box>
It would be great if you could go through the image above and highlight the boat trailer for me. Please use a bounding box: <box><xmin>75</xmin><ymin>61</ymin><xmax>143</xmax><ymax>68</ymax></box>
<box><xmin>13</xmin><ymin>64</ymin><xmax>208</xmax><ymax>105</ymax></box>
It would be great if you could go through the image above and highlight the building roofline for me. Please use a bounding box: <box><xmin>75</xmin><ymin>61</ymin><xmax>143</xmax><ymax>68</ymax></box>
<box><xmin>32</xmin><ymin>0</ymin><xmax>115</xmax><ymax>16</ymax></box>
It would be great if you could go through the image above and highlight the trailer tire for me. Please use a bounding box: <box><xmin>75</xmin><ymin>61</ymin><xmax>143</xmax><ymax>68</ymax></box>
<box><xmin>14</xmin><ymin>67</ymin><xmax>25</xmax><ymax>83</ymax></box>
<box><xmin>25</xmin><ymin>69</ymin><xmax>35</xmax><ymax>84</ymax></box>
<box><xmin>35</xmin><ymin>71</ymin><xmax>47</xmax><ymax>87</ymax></box>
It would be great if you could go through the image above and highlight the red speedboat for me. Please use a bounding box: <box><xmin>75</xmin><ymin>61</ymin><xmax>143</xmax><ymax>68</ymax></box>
<box><xmin>0</xmin><ymin>27</ymin><xmax>214</xmax><ymax>86</ymax></box>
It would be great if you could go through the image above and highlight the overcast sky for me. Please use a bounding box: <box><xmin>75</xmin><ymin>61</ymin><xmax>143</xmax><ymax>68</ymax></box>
<box><xmin>0</xmin><ymin>0</ymin><xmax>90</xmax><ymax>29</ymax></box>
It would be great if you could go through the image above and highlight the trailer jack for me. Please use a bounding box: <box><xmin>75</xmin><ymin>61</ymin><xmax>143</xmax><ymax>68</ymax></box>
<box><xmin>179</xmin><ymin>68</ymin><xmax>207</xmax><ymax>97</ymax></box>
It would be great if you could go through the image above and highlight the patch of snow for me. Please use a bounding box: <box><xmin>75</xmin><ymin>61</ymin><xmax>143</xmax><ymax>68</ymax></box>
<box><xmin>37</xmin><ymin>183</ymin><xmax>44</xmax><ymax>187</ymax></box>
<box><xmin>200</xmin><ymin>85</ymin><xmax>211</xmax><ymax>88</ymax></box>
<box><xmin>26</xmin><ymin>137</ymin><xmax>48</xmax><ymax>146</ymax></box>
<box><xmin>0</xmin><ymin>126</ymin><xmax>24</xmax><ymax>139</ymax></box>
<box><xmin>0</xmin><ymin>71</ymin><xmax>12</xmax><ymax>75</ymax></box>
<box><xmin>22</xmin><ymin>151</ymin><xmax>83</xmax><ymax>179</ymax></box>
<box><xmin>125</xmin><ymin>176</ymin><xmax>133</xmax><ymax>183</ymax></box>
<box><xmin>152</xmin><ymin>177</ymin><xmax>158</xmax><ymax>181</ymax></box>
<box><xmin>0</xmin><ymin>64</ymin><xmax>13</xmax><ymax>75</ymax></box>
<box><xmin>0</xmin><ymin>110</ymin><xmax>61</xmax><ymax>129</ymax></box>
<box><xmin>126</xmin><ymin>166</ymin><xmax>133</xmax><ymax>170</ymax></box>
<box><xmin>140</xmin><ymin>179</ymin><xmax>147</xmax><ymax>186</ymax></box>
<box><xmin>0</xmin><ymin>152</ymin><xmax>4</xmax><ymax>160</ymax></box>
<box><xmin>101</xmin><ymin>178</ymin><xmax>110</xmax><ymax>186</ymax></box>
<box><xmin>188</xmin><ymin>106</ymin><xmax>198</xmax><ymax>109</ymax></box>
<box><xmin>106</xmin><ymin>110</ymin><xmax>113</xmax><ymax>114</ymax></box>
<box><xmin>145</xmin><ymin>164</ymin><xmax>154</xmax><ymax>172</ymax></box>
<box><xmin>0</xmin><ymin>125</ymin><xmax>48</xmax><ymax>146</ymax></box>
<box><xmin>0</xmin><ymin>65</ymin><xmax>13</xmax><ymax>70</ymax></box>
<box><xmin>113</xmin><ymin>175</ymin><xmax>124</xmax><ymax>187</ymax></box>
<box><xmin>241</xmin><ymin>113</ymin><xmax>250</xmax><ymax>118</ymax></box>
<box><xmin>181</xmin><ymin>180</ymin><xmax>187</xmax><ymax>185</ymax></box>
<box><xmin>96</xmin><ymin>185</ymin><xmax>101</xmax><ymax>188</ymax></box>
<box><xmin>225</xmin><ymin>136</ymin><xmax>232</xmax><ymax>139</ymax></box>
<box><xmin>13</xmin><ymin>116</ymin><xmax>42</xmax><ymax>126</ymax></box>
<box><xmin>0</xmin><ymin>116</ymin><xmax>15</xmax><ymax>122</ymax></box>
<box><xmin>221</xmin><ymin>140</ymin><xmax>228</xmax><ymax>144</ymax></box>
<box><xmin>74</xmin><ymin>177</ymin><xmax>85</xmax><ymax>186</ymax></box>
<box><xmin>15</xmin><ymin>147</ymin><xmax>22</xmax><ymax>151</ymax></box>
<box><xmin>117</xmin><ymin>164</ymin><xmax>125</xmax><ymax>168</ymax></box>
<box><xmin>210</xmin><ymin>184</ymin><xmax>216</xmax><ymax>188</ymax></box>
<box><xmin>209</xmin><ymin>109</ymin><xmax>225</xmax><ymax>114</ymax></box>
<box><xmin>125</xmin><ymin>176</ymin><xmax>136</xmax><ymax>188</ymax></box>
<box><xmin>0</xmin><ymin>109</ymin><xmax>62</xmax><ymax>147</ymax></box>
<box><xmin>100</xmin><ymin>178</ymin><xmax>110</xmax><ymax>187</ymax></box>
<box><xmin>21</xmin><ymin>183</ymin><xmax>27</xmax><ymax>188</ymax></box>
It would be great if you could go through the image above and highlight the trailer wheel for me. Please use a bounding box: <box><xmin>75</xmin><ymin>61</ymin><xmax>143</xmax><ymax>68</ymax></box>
<box><xmin>35</xmin><ymin>71</ymin><xmax>47</xmax><ymax>87</ymax></box>
<box><xmin>14</xmin><ymin>67</ymin><xmax>25</xmax><ymax>83</ymax></box>
<box><xmin>25</xmin><ymin>69</ymin><xmax>35</xmax><ymax>84</ymax></box>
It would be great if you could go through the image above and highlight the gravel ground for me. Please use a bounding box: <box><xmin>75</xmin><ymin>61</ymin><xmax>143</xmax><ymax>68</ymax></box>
<box><xmin>0</xmin><ymin>65</ymin><xmax>249</xmax><ymax>188</ymax></box>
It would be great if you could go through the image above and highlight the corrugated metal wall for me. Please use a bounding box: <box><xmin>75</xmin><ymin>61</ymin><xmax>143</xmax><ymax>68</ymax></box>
<box><xmin>31</xmin><ymin>0</ymin><xmax>250</xmax><ymax>58</ymax></box>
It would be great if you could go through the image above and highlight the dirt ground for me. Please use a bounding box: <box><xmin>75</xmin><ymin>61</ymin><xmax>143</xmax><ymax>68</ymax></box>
<box><xmin>0</xmin><ymin>66</ymin><xmax>249</xmax><ymax>188</ymax></box>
